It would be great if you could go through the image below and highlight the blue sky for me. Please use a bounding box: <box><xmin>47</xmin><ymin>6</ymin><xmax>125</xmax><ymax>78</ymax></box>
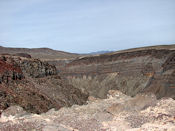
<box><xmin>0</xmin><ymin>0</ymin><xmax>175</xmax><ymax>53</ymax></box>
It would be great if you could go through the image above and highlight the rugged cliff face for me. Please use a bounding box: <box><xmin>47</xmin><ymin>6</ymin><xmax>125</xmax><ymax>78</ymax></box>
<box><xmin>0</xmin><ymin>54</ymin><xmax>88</xmax><ymax>114</ymax></box>
<box><xmin>61</xmin><ymin>48</ymin><xmax>175</xmax><ymax>99</ymax></box>
<box><xmin>0</xmin><ymin>55</ymin><xmax>24</xmax><ymax>84</ymax></box>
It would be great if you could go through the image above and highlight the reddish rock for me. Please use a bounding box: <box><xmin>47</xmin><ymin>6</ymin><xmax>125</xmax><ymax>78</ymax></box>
<box><xmin>0</xmin><ymin>55</ymin><xmax>88</xmax><ymax>114</ymax></box>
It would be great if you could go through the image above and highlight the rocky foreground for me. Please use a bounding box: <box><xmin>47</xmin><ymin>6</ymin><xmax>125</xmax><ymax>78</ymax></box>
<box><xmin>0</xmin><ymin>90</ymin><xmax>175</xmax><ymax>131</ymax></box>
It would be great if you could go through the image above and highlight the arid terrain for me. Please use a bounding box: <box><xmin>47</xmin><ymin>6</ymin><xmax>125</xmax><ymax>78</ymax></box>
<box><xmin>0</xmin><ymin>45</ymin><xmax>175</xmax><ymax>130</ymax></box>
<box><xmin>0</xmin><ymin>54</ymin><xmax>88</xmax><ymax>114</ymax></box>
<box><xmin>0</xmin><ymin>46</ymin><xmax>80</xmax><ymax>60</ymax></box>
<box><xmin>0</xmin><ymin>90</ymin><xmax>175</xmax><ymax>131</ymax></box>
<box><xmin>61</xmin><ymin>45</ymin><xmax>175</xmax><ymax>99</ymax></box>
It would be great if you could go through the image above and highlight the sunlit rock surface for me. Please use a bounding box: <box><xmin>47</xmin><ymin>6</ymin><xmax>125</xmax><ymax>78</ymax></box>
<box><xmin>0</xmin><ymin>90</ymin><xmax>174</xmax><ymax>131</ymax></box>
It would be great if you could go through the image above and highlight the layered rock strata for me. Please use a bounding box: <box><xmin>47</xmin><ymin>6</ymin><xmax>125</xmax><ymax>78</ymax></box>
<box><xmin>61</xmin><ymin>49</ymin><xmax>175</xmax><ymax>99</ymax></box>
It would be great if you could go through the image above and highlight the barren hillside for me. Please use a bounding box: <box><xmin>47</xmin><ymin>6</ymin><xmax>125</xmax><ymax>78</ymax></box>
<box><xmin>0</xmin><ymin>54</ymin><xmax>88</xmax><ymax>114</ymax></box>
<box><xmin>0</xmin><ymin>46</ymin><xmax>80</xmax><ymax>60</ymax></box>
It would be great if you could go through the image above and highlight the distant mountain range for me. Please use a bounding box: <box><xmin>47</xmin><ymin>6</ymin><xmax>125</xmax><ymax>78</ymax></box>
<box><xmin>85</xmin><ymin>51</ymin><xmax>113</xmax><ymax>55</ymax></box>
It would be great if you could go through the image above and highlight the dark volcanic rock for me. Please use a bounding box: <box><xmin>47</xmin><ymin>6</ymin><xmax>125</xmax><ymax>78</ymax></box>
<box><xmin>19</xmin><ymin>58</ymin><xmax>57</xmax><ymax>78</ymax></box>
<box><xmin>14</xmin><ymin>53</ymin><xmax>32</xmax><ymax>58</ymax></box>
<box><xmin>0</xmin><ymin>55</ymin><xmax>24</xmax><ymax>84</ymax></box>
<box><xmin>0</xmin><ymin>55</ymin><xmax>88</xmax><ymax>114</ymax></box>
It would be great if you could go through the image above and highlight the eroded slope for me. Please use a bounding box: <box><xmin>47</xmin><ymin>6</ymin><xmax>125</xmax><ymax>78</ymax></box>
<box><xmin>61</xmin><ymin>48</ymin><xmax>175</xmax><ymax>99</ymax></box>
<box><xmin>0</xmin><ymin>55</ymin><xmax>88</xmax><ymax>114</ymax></box>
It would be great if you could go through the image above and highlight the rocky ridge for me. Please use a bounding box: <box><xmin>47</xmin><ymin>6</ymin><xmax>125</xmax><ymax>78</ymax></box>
<box><xmin>0</xmin><ymin>54</ymin><xmax>88</xmax><ymax>114</ymax></box>
<box><xmin>0</xmin><ymin>46</ymin><xmax>80</xmax><ymax>60</ymax></box>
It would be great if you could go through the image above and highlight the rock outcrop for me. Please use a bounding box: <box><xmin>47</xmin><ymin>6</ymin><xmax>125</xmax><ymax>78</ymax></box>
<box><xmin>14</xmin><ymin>53</ymin><xmax>32</xmax><ymax>58</ymax></box>
<box><xmin>60</xmin><ymin>48</ymin><xmax>175</xmax><ymax>99</ymax></box>
<box><xmin>0</xmin><ymin>90</ymin><xmax>174</xmax><ymax>131</ymax></box>
<box><xmin>19</xmin><ymin>58</ymin><xmax>57</xmax><ymax>78</ymax></box>
<box><xmin>0</xmin><ymin>55</ymin><xmax>24</xmax><ymax>84</ymax></box>
<box><xmin>0</xmin><ymin>54</ymin><xmax>88</xmax><ymax>114</ymax></box>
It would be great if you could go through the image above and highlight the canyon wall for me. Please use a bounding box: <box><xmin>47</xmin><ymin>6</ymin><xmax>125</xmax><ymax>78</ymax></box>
<box><xmin>60</xmin><ymin>49</ymin><xmax>175</xmax><ymax>99</ymax></box>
